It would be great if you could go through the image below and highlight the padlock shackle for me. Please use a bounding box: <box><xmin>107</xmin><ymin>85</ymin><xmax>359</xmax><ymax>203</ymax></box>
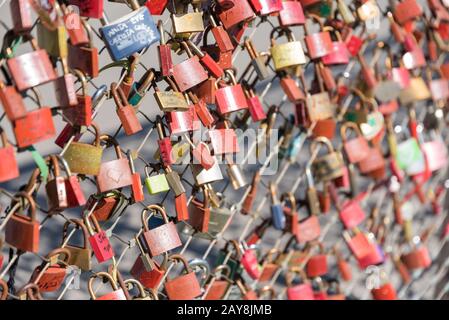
<box><xmin>340</xmin><ymin>121</ymin><xmax>365</xmax><ymax>142</ymax></box>
<box><xmin>70</xmin><ymin>69</ymin><xmax>88</xmax><ymax>97</ymax></box>
<box><xmin>224</xmin><ymin>239</ymin><xmax>242</xmax><ymax>259</ymax></box>
<box><xmin>89</xmin><ymin>122</ymin><xmax>101</xmax><ymax>147</ymax></box>
<box><xmin>99</xmin><ymin>134</ymin><xmax>123</xmax><ymax>159</ymax></box>
<box><xmin>16</xmin><ymin>283</ymin><xmax>43</xmax><ymax>300</ymax></box>
<box><xmin>213</xmin><ymin>264</ymin><xmax>232</xmax><ymax>279</ymax></box>
<box><xmin>111</xmin><ymin>82</ymin><xmax>130</xmax><ymax>110</ymax></box>
<box><xmin>141</xmin><ymin>204</ymin><xmax>170</xmax><ymax>231</ymax></box>
<box><xmin>186</xmin><ymin>40</ymin><xmax>205</xmax><ymax>58</ymax></box>
<box><xmin>124</xmin><ymin>279</ymin><xmax>148</xmax><ymax>299</ymax></box>
<box><xmin>310</xmin><ymin>136</ymin><xmax>335</xmax><ymax>156</ymax></box>
<box><xmin>45</xmin><ymin>247</ymin><xmax>72</xmax><ymax>265</ymax></box>
<box><xmin>13</xmin><ymin>191</ymin><xmax>37</xmax><ymax>222</ymax></box>
<box><xmin>62</xmin><ymin>219</ymin><xmax>89</xmax><ymax>250</ymax></box>
<box><xmin>168</xmin><ymin>253</ymin><xmax>192</xmax><ymax>275</ymax></box>
<box><xmin>88</xmin><ymin>272</ymin><xmax>120</xmax><ymax>300</ymax></box>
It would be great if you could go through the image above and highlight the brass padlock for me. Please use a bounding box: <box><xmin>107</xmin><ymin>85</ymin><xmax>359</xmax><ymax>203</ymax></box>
<box><xmin>310</xmin><ymin>137</ymin><xmax>344</xmax><ymax>182</ymax></box>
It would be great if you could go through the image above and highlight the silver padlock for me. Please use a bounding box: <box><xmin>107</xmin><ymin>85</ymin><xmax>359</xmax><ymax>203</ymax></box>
<box><xmin>191</xmin><ymin>160</ymin><xmax>223</xmax><ymax>185</ymax></box>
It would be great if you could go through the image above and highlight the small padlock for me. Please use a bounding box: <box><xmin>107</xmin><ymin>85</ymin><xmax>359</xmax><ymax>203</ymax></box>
<box><xmin>88</xmin><ymin>272</ymin><xmax>127</xmax><ymax>300</ymax></box>
<box><xmin>164</xmin><ymin>254</ymin><xmax>202</xmax><ymax>300</ymax></box>
<box><xmin>112</xmin><ymin>82</ymin><xmax>143</xmax><ymax>136</ymax></box>
<box><xmin>61</xmin><ymin>219</ymin><xmax>92</xmax><ymax>271</ymax></box>
<box><xmin>144</xmin><ymin>165</ymin><xmax>170</xmax><ymax>195</ymax></box>
<box><xmin>30</xmin><ymin>248</ymin><xmax>71</xmax><ymax>293</ymax></box>
<box><xmin>215</xmin><ymin>70</ymin><xmax>249</xmax><ymax>114</ymax></box>
<box><xmin>270</xmin><ymin>28</ymin><xmax>307</xmax><ymax>71</ymax></box>
<box><xmin>188</xmin><ymin>187</ymin><xmax>211</xmax><ymax>233</ymax></box>
<box><xmin>85</xmin><ymin>214</ymin><xmax>115</xmax><ymax>264</ymax></box>
<box><xmin>0</xmin><ymin>129</ymin><xmax>20</xmax><ymax>183</ymax></box>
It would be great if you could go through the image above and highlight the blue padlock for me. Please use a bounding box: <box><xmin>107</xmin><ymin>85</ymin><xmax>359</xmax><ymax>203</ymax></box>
<box><xmin>270</xmin><ymin>182</ymin><xmax>286</xmax><ymax>230</ymax></box>
<box><xmin>287</xmin><ymin>131</ymin><xmax>307</xmax><ymax>162</ymax></box>
<box><xmin>100</xmin><ymin>7</ymin><xmax>160</xmax><ymax>61</ymax></box>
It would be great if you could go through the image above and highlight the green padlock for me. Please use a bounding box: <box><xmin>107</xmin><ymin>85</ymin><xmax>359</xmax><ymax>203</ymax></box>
<box><xmin>215</xmin><ymin>240</ymin><xmax>244</xmax><ymax>280</ymax></box>
<box><xmin>144</xmin><ymin>166</ymin><xmax>170</xmax><ymax>195</ymax></box>
<box><xmin>396</xmin><ymin>138</ymin><xmax>426</xmax><ymax>176</ymax></box>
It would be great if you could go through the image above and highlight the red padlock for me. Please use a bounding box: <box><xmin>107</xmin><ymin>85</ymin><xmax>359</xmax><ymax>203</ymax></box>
<box><xmin>10</xmin><ymin>0</ymin><xmax>34</xmax><ymax>33</ymax></box>
<box><xmin>146</xmin><ymin>0</ymin><xmax>168</xmax><ymax>15</ymax></box>
<box><xmin>5</xmin><ymin>192</ymin><xmax>40</xmax><ymax>253</ymax></box>
<box><xmin>306</xmin><ymin>242</ymin><xmax>328</xmax><ymax>278</ymax></box>
<box><xmin>304</xmin><ymin>14</ymin><xmax>333</xmax><ymax>59</ymax></box>
<box><xmin>218</xmin><ymin>0</ymin><xmax>255</xmax><ymax>30</ymax></box>
<box><xmin>279</xmin><ymin>1</ymin><xmax>305</xmax><ymax>27</ymax></box>
<box><xmin>286</xmin><ymin>270</ymin><xmax>315</xmax><ymax>300</ymax></box>
<box><xmin>241</xmin><ymin>247</ymin><xmax>261</xmax><ymax>280</ymax></box>
<box><xmin>68</xmin><ymin>0</ymin><xmax>104</xmax><ymax>19</ymax></box>
<box><xmin>339</xmin><ymin>200</ymin><xmax>366</xmax><ymax>229</ymax></box>
<box><xmin>85</xmin><ymin>215</ymin><xmax>115</xmax><ymax>263</ymax></box>
<box><xmin>209</xmin><ymin>126</ymin><xmax>239</xmax><ymax>155</ymax></box>
<box><xmin>0</xmin><ymin>80</ymin><xmax>27</xmax><ymax>122</ymax></box>
<box><xmin>0</xmin><ymin>130</ymin><xmax>20</xmax><ymax>183</ymax></box>
<box><xmin>164</xmin><ymin>254</ymin><xmax>202</xmax><ymax>300</ymax></box>
<box><xmin>215</xmin><ymin>70</ymin><xmax>249</xmax><ymax>114</ymax></box>
<box><xmin>62</xmin><ymin>70</ymin><xmax>93</xmax><ymax>127</ymax></box>
<box><xmin>30</xmin><ymin>248</ymin><xmax>71</xmax><ymax>293</ymax></box>
<box><xmin>88</xmin><ymin>272</ymin><xmax>127</xmax><ymax>300</ymax></box>
<box><xmin>111</xmin><ymin>82</ymin><xmax>142</xmax><ymax>136</ymax></box>
<box><xmin>14</xmin><ymin>107</ymin><xmax>56</xmax><ymax>148</ymax></box>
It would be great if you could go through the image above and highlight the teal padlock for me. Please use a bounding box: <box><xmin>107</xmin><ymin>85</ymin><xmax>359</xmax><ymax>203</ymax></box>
<box><xmin>144</xmin><ymin>166</ymin><xmax>170</xmax><ymax>195</ymax></box>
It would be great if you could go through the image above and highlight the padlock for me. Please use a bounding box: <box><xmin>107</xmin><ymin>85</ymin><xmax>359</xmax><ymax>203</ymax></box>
<box><xmin>125</xmin><ymin>279</ymin><xmax>157</xmax><ymax>300</ymax></box>
<box><xmin>218</xmin><ymin>0</ymin><xmax>255</xmax><ymax>30</ymax></box>
<box><xmin>13</xmin><ymin>106</ymin><xmax>56</xmax><ymax>149</ymax></box>
<box><xmin>119</xmin><ymin>54</ymin><xmax>139</xmax><ymax>99</ymax></box>
<box><xmin>280</xmin><ymin>192</ymin><xmax>299</xmax><ymax>235</ymax></box>
<box><xmin>336</xmin><ymin>0</ymin><xmax>355</xmax><ymax>24</ymax></box>
<box><xmin>100</xmin><ymin>7</ymin><xmax>159</xmax><ymax>61</ymax></box>
<box><xmin>393</xmin><ymin>0</ymin><xmax>423</xmax><ymax>25</ymax></box>
<box><xmin>157</xmin><ymin>20</ymin><xmax>173</xmax><ymax>77</ymax></box>
<box><xmin>241</xmin><ymin>245</ymin><xmax>261</xmax><ymax>280</ymax></box>
<box><xmin>286</xmin><ymin>269</ymin><xmax>314</xmax><ymax>300</ymax></box>
<box><xmin>30</xmin><ymin>248</ymin><xmax>71</xmax><ymax>293</ymax></box>
<box><xmin>245</xmin><ymin>88</ymin><xmax>266</xmax><ymax>122</ymax></box>
<box><xmin>164</xmin><ymin>166</ymin><xmax>185</xmax><ymax>197</ymax></box>
<box><xmin>0</xmin><ymin>129</ymin><xmax>20</xmax><ymax>183</ymax></box>
<box><xmin>146</xmin><ymin>0</ymin><xmax>168</xmax><ymax>15</ymax></box>
<box><xmin>341</xmin><ymin>122</ymin><xmax>370</xmax><ymax>164</ymax></box>
<box><xmin>189</xmin><ymin>187</ymin><xmax>211</xmax><ymax>233</ymax></box>
<box><xmin>10</xmin><ymin>0</ymin><xmax>33</xmax><ymax>33</ymax></box>
<box><xmin>68</xmin><ymin>0</ymin><xmax>104</xmax><ymax>18</ymax></box>
<box><xmin>226</xmin><ymin>161</ymin><xmax>247</xmax><ymax>190</ymax></box>
<box><xmin>339</xmin><ymin>198</ymin><xmax>366</xmax><ymax>229</ymax></box>
<box><xmin>96</xmin><ymin>135</ymin><xmax>133</xmax><ymax>193</ymax></box>
<box><xmin>140</xmin><ymin>204</ymin><xmax>182</xmax><ymax>257</ymax></box>
<box><xmin>401</xmin><ymin>243</ymin><xmax>432</xmax><ymax>270</ymax></box>
<box><xmin>164</xmin><ymin>254</ymin><xmax>202</xmax><ymax>300</ymax></box>
<box><xmin>84</xmin><ymin>214</ymin><xmax>115</xmax><ymax>263</ymax></box>
<box><xmin>306</xmin><ymin>86</ymin><xmax>335</xmax><ymax>122</ymax></box>
<box><xmin>209</xmin><ymin>15</ymin><xmax>234</xmax><ymax>53</ymax></box>
<box><xmin>259</xmin><ymin>249</ymin><xmax>281</xmax><ymax>282</ymax></box>
<box><xmin>241</xmin><ymin>170</ymin><xmax>261</xmax><ymax>215</ymax></box>
<box><xmin>310</xmin><ymin>137</ymin><xmax>345</xmax><ymax>182</ymax></box>
<box><xmin>128</xmin><ymin>152</ymin><xmax>144</xmax><ymax>203</ymax></box>
<box><xmin>167</xmin><ymin>106</ymin><xmax>201</xmax><ymax>135</ymax></box>
<box><xmin>270</xmin><ymin>28</ymin><xmax>306</xmax><ymax>71</ymax></box>
<box><xmin>171</xmin><ymin>3</ymin><xmax>204</xmax><ymax>35</ymax></box>
<box><xmin>154</xmin><ymin>77</ymin><xmax>190</xmax><ymax>112</ymax></box>
<box><xmin>61</xmin><ymin>69</ymin><xmax>92</xmax><ymax>127</ymax></box>
<box><xmin>209</xmin><ymin>123</ymin><xmax>239</xmax><ymax>155</ymax></box>
<box><xmin>215</xmin><ymin>70</ymin><xmax>249</xmax><ymax>114</ymax></box>
<box><xmin>45</xmin><ymin>155</ymin><xmax>68</xmax><ymax>213</ymax></box>
<box><xmin>334</xmin><ymin>248</ymin><xmax>352</xmax><ymax>281</ymax></box>
<box><xmin>235</xmin><ymin>278</ymin><xmax>259</xmax><ymax>300</ymax></box>
<box><xmin>216</xmin><ymin>240</ymin><xmax>243</xmax><ymax>280</ymax></box>
<box><xmin>306</xmin><ymin>241</ymin><xmax>328</xmax><ymax>278</ymax></box>
<box><xmin>63</xmin><ymin>123</ymin><xmax>103</xmax><ymax>175</ymax></box>
<box><xmin>395</xmin><ymin>137</ymin><xmax>426</xmax><ymax>176</ymax></box>
<box><xmin>128</xmin><ymin>69</ymin><xmax>156</xmax><ymax>107</ymax></box>
<box><xmin>343</xmin><ymin>230</ymin><xmax>373</xmax><ymax>261</ymax></box>
<box><xmin>269</xmin><ymin>182</ymin><xmax>286</xmax><ymax>230</ymax></box>
<box><xmin>371</xmin><ymin>270</ymin><xmax>397</xmax><ymax>300</ymax></box>
<box><xmin>303</xmin><ymin>14</ymin><xmax>333</xmax><ymax>59</ymax></box>
<box><xmin>201</xmin><ymin>43</ymin><xmax>233</xmax><ymax>71</ymax></box>
<box><xmin>36</xmin><ymin>19</ymin><xmax>68</xmax><ymax>59</ymax></box>
<box><xmin>204</xmin><ymin>265</ymin><xmax>233</xmax><ymax>300</ymax></box>
<box><xmin>88</xmin><ymin>272</ymin><xmax>127</xmax><ymax>300</ymax></box>
<box><xmin>172</xmin><ymin>42</ymin><xmax>209</xmax><ymax>92</ymax></box>
<box><xmin>131</xmin><ymin>238</ymin><xmax>167</xmax><ymax>290</ymax></box>
<box><xmin>61</xmin><ymin>219</ymin><xmax>92</xmax><ymax>271</ymax></box>
<box><xmin>144</xmin><ymin>166</ymin><xmax>170</xmax><ymax>195</ymax></box>
<box><xmin>305</xmin><ymin>167</ymin><xmax>321</xmax><ymax>216</ymax></box>
<box><xmin>63</xmin><ymin>4</ymin><xmax>89</xmax><ymax>46</ymax></box>
<box><xmin>16</xmin><ymin>283</ymin><xmax>43</xmax><ymax>300</ymax></box>
<box><xmin>321</xmin><ymin>27</ymin><xmax>350</xmax><ymax>65</ymax></box>
<box><xmin>190</xmin><ymin>92</ymin><xmax>215</xmax><ymax>128</ymax></box>
<box><xmin>427</xmin><ymin>66</ymin><xmax>449</xmax><ymax>103</ymax></box>
<box><xmin>187</xmin><ymin>40</ymin><xmax>224</xmax><ymax>79</ymax></box>
<box><xmin>245</xmin><ymin>38</ymin><xmax>270</xmax><ymax>80</ymax></box>
<box><xmin>5</xmin><ymin>192</ymin><xmax>40</xmax><ymax>253</ymax></box>
<box><xmin>0</xmin><ymin>78</ymin><xmax>27</xmax><ymax>122</ymax></box>
<box><xmin>175</xmin><ymin>193</ymin><xmax>189</xmax><ymax>222</ymax></box>
<box><xmin>111</xmin><ymin>82</ymin><xmax>143</xmax><ymax>136</ymax></box>
<box><xmin>280</xmin><ymin>74</ymin><xmax>305</xmax><ymax>103</ymax></box>
<box><xmin>279</xmin><ymin>1</ymin><xmax>305</xmax><ymax>27</ymax></box>
<box><xmin>68</xmin><ymin>18</ymin><xmax>99</xmax><ymax>78</ymax></box>
<box><xmin>6</xmin><ymin>34</ymin><xmax>57</xmax><ymax>91</ymax></box>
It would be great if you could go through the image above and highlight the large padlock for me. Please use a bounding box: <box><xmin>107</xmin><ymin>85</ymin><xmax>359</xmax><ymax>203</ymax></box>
<box><xmin>270</xmin><ymin>28</ymin><xmax>306</xmax><ymax>71</ymax></box>
<box><xmin>13</xmin><ymin>106</ymin><xmax>56</xmax><ymax>148</ymax></box>
<box><xmin>218</xmin><ymin>0</ymin><xmax>255</xmax><ymax>29</ymax></box>
<box><xmin>61</xmin><ymin>219</ymin><xmax>92</xmax><ymax>271</ymax></box>
<box><xmin>96</xmin><ymin>135</ymin><xmax>133</xmax><ymax>193</ymax></box>
<box><xmin>140</xmin><ymin>205</ymin><xmax>182</xmax><ymax>257</ymax></box>
<box><xmin>5</xmin><ymin>192</ymin><xmax>40</xmax><ymax>253</ymax></box>
<box><xmin>0</xmin><ymin>129</ymin><xmax>20</xmax><ymax>183</ymax></box>
<box><xmin>164</xmin><ymin>254</ymin><xmax>202</xmax><ymax>300</ymax></box>
<box><xmin>154</xmin><ymin>77</ymin><xmax>190</xmax><ymax>112</ymax></box>
<box><xmin>63</xmin><ymin>123</ymin><xmax>103</xmax><ymax>175</ymax></box>
<box><xmin>279</xmin><ymin>1</ymin><xmax>305</xmax><ymax>27</ymax></box>
<box><xmin>172</xmin><ymin>42</ymin><xmax>209</xmax><ymax>92</ymax></box>
<box><xmin>310</xmin><ymin>137</ymin><xmax>345</xmax><ymax>182</ymax></box>
<box><xmin>100</xmin><ymin>7</ymin><xmax>159</xmax><ymax>61</ymax></box>
<box><xmin>54</xmin><ymin>62</ymin><xmax>78</xmax><ymax>109</ymax></box>
<box><xmin>10</xmin><ymin>0</ymin><xmax>33</xmax><ymax>33</ymax></box>
<box><xmin>166</xmin><ymin>107</ymin><xmax>200</xmax><ymax>135</ymax></box>
<box><xmin>171</xmin><ymin>3</ymin><xmax>204</xmax><ymax>35</ymax></box>
<box><xmin>6</xmin><ymin>34</ymin><xmax>56</xmax><ymax>91</ymax></box>
<box><xmin>215</xmin><ymin>70</ymin><xmax>249</xmax><ymax>114</ymax></box>
<box><xmin>30</xmin><ymin>248</ymin><xmax>71</xmax><ymax>293</ymax></box>
<box><xmin>111</xmin><ymin>82</ymin><xmax>142</xmax><ymax>136</ymax></box>
<box><xmin>88</xmin><ymin>272</ymin><xmax>127</xmax><ymax>300</ymax></box>
<box><xmin>303</xmin><ymin>14</ymin><xmax>333</xmax><ymax>59</ymax></box>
